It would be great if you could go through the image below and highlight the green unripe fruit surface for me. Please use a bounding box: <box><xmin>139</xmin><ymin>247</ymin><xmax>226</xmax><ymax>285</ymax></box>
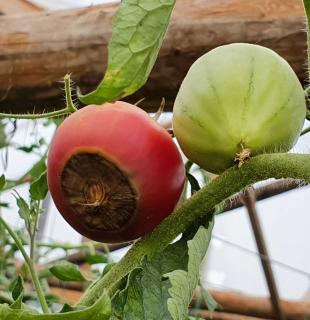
<box><xmin>173</xmin><ymin>43</ymin><xmax>307</xmax><ymax>174</ymax></box>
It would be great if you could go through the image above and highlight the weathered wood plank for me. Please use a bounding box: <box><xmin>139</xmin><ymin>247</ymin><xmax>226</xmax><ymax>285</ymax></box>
<box><xmin>192</xmin><ymin>289</ymin><xmax>310</xmax><ymax>320</ymax></box>
<box><xmin>0</xmin><ymin>0</ymin><xmax>42</xmax><ymax>15</ymax></box>
<box><xmin>0</xmin><ymin>0</ymin><xmax>306</xmax><ymax>113</ymax></box>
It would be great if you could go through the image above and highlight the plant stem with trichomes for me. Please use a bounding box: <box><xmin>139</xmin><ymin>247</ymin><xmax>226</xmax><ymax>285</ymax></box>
<box><xmin>78</xmin><ymin>153</ymin><xmax>310</xmax><ymax>306</ymax></box>
<box><xmin>29</xmin><ymin>201</ymin><xmax>41</xmax><ymax>261</ymax></box>
<box><xmin>0</xmin><ymin>217</ymin><xmax>50</xmax><ymax>313</ymax></box>
<box><xmin>0</xmin><ymin>74</ymin><xmax>77</xmax><ymax>120</ymax></box>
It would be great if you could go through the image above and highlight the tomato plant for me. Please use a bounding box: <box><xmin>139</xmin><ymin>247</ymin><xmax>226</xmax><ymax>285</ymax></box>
<box><xmin>47</xmin><ymin>101</ymin><xmax>185</xmax><ymax>243</ymax></box>
<box><xmin>0</xmin><ymin>0</ymin><xmax>309</xmax><ymax>319</ymax></box>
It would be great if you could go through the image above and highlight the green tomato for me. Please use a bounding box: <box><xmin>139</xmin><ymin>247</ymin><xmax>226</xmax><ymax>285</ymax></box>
<box><xmin>173</xmin><ymin>43</ymin><xmax>307</xmax><ymax>174</ymax></box>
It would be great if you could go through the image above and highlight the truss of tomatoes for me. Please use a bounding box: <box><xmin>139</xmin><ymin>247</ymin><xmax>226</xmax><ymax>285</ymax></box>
<box><xmin>48</xmin><ymin>43</ymin><xmax>307</xmax><ymax>244</ymax></box>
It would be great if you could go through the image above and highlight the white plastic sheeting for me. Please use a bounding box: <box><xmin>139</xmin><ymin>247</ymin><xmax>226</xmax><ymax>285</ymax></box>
<box><xmin>30</xmin><ymin>0</ymin><xmax>119</xmax><ymax>11</ymax></box>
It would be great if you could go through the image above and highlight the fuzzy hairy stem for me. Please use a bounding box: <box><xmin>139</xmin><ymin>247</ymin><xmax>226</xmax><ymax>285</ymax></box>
<box><xmin>0</xmin><ymin>74</ymin><xmax>77</xmax><ymax>120</ymax></box>
<box><xmin>0</xmin><ymin>108</ymin><xmax>70</xmax><ymax>120</ymax></box>
<box><xmin>77</xmin><ymin>153</ymin><xmax>310</xmax><ymax>307</ymax></box>
<box><xmin>0</xmin><ymin>217</ymin><xmax>50</xmax><ymax>313</ymax></box>
<box><xmin>30</xmin><ymin>201</ymin><xmax>41</xmax><ymax>262</ymax></box>
<box><xmin>304</xmin><ymin>0</ymin><xmax>310</xmax><ymax>83</ymax></box>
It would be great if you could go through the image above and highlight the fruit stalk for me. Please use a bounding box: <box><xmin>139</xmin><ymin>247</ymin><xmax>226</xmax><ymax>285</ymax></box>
<box><xmin>77</xmin><ymin>153</ymin><xmax>310</xmax><ymax>307</ymax></box>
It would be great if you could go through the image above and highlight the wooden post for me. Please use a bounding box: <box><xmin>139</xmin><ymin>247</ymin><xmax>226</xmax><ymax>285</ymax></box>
<box><xmin>242</xmin><ymin>188</ymin><xmax>285</xmax><ymax>320</ymax></box>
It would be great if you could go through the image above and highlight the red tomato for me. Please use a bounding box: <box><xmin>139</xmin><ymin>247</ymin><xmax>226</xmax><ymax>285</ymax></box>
<box><xmin>47</xmin><ymin>101</ymin><xmax>185</xmax><ymax>243</ymax></box>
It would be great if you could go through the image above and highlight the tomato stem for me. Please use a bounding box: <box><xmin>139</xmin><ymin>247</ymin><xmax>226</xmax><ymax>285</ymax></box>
<box><xmin>64</xmin><ymin>73</ymin><xmax>78</xmax><ymax>113</ymax></box>
<box><xmin>303</xmin><ymin>0</ymin><xmax>310</xmax><ymax>83</ymax></box>
<box><xmin>0</xmin><ymin>217</ymin><xmax>50</xmax><ymax>313</ymax></box>
<box><xmin>0</xmin><ymin>74</ymin><xmax>77</xmax><ymax>120</ymax></box>
<box><xmin>77</xmin><ymin>153</ymin><xmax>310</xmax><ymax>307</ymax></box>
<box><xmin>29</xmin><ymin>200</ymin><xmax>41</xmax><ymax>261</ymax></box>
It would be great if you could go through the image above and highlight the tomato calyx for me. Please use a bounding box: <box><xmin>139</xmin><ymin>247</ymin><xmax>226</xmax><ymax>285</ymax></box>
<box><xmin>61</xmin><ymin>152</ymin><xmax>138</xmax><ymax>232</ymax></box>
<box><xmin>234</xmin><ymin>144</ymin><xmax>251</xmax><ymax>168</ymax></box>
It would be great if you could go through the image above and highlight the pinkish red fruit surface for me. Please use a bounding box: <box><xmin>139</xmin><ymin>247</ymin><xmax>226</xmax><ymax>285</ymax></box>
<box><xmin>47</xmin><ymin>101</ymin><xmax>185</xmax><ymax>243</ymax></box>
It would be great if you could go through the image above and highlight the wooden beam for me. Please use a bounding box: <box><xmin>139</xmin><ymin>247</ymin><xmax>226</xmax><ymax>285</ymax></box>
<box><xmin>0</xmin><ymin>0</ymin><xmax>42</xmax><ymax>15</ymax></box>
<box><xmin>0</xmin><ymin>0</ymin><xmax>306</xmax><ymax>113</ymax></box>
<box><xmin>50</xmin><ymin>287</ymin><xmax>82</xmax><ymax>304</ymax></box>
<box><xmin>192</xmin><ymin>289</ymin><xmax>310</xmax><ymax>320</ymax></box>
<box><xmin>190</xmin><ymin>309</ymin><xmax>269</xmax><ymax>320</ymax></box>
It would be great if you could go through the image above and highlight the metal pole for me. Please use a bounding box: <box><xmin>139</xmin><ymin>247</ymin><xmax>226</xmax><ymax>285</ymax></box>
<box><xmin>241</xmin><ymin>188</ymin><xmax>286</xmax><ymax>320</ymax></box>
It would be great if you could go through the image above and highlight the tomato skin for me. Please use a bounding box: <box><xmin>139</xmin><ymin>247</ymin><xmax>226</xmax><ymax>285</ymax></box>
<box><xmin>173</xmin><ymin>43</ymin><xmax>307</xmax><ymax>174</ymax></box>
<box><xmin>47</xmin><ymin>101</ymin><xmax>185</xmax><ymax>243</ymax></box>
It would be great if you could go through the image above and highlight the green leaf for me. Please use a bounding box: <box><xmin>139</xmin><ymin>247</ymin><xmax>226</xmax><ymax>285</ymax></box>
<box><xmin>199</xmin><ymin>168</ymin><xmax>212</xmax><ymax>186</ymax></box>
<box><xmin>59</xmin><ymin>304</ymin><xmax>78</xmax><ymax>313</ymax></box>
<box><xmin>27</xmin><ymin>157</ymin><xmax>47</xmax><ymax>182</ymax></box>
<box><xmin>4</xmin><ymin>157</ymin><xmax>46</xmax><ymax>191</ymax></box>
<box><xmin>186</xmin><ymin>173</ymin><xmax>201</xmax><ymax>195</ymax></box>
<box><xmin>0</xmin><ymin>291</ymin><xmax>111</xmax><ymax>320</ymax></box>
<box><xmin>14</xmin><ymin>194</ymin><xmax>31</xmax><ymax>224</ymax></box>
<box><xmin>38</xmin><ymin>268</ymin><xmax>52</xmax><ymax>279</ymax></box>
<box><xmin>49</xmin><ymin>261</ymin><xmax>87</xmax><ymax>282</ymax></box>
<box><xmin>111</xmin><ymin>236</ymin><xmax>189</xmax><ymax>319</ymax></box>
<box><xmin>43</xmin><ymin>117</ymin><xmax>64</xmax><ymax>128</ymax></box>
<box><xmin>200</xmin><ymin>284</ymin><xmax>221</xmax><ymax>312</ymax></box>
<box><xmin>10</xmin><ymin>276</ymin><xmax>24</xmax><ymax>310</ymax></box>
<box><xmin>0</xmin><ymin>202</ymin><xmax>9</xmax><ymax>208</ymax></box>
<box><xmin>111</xmin><ymin>221</ymin><xmax>214</xmax><ymax>319</ymax></box>
<box><xmin>59</xmin><ymin>304</ymin><xmax>75</xmax><ymax>313</ymax></box>
<box><xmin>17</xmin><ymin>143</ymin><xmax>41</xmax><ymax>153</ymax></box>
<box><xmin>111</xmin><ymin>268</ymin><xmax>144</xmax><ymax>319</ymax></box>
<box><xmin>44</xmin><ymin>293</ymin><xmax>60</xmax><ymax>305</ymax></box>
<box><xmin>29</xmin><ymin>170</ymin><xmax>48</xmax><ymax>201</ymax></box>
<box><xmin>11</xmin><ymin>276</ymin><xmax>24</xmax><ymax>301</ymax></box>
<box><xmin>111</xmin><ymin>266</ymin><xmax>173</xmax><ymax>320</ymax></box>
<box><xmin>0</xmin><ymin>120</ymin><xmax>8</xmax><ymax>149</ymax></box>
<box><xmin>166</xmin><ymin>221</ymin><xmax>214</xmax><ymax>320</ymax></box>
<box><xmin>102</xmin><ymin>262</ymin><xmax>116</xmax><ymax>276</ymax></box>
<box><xmin>14</xmin><ymin>230</ymin><xmax>29</xmax><ymax>246</ymax></box>
<box><xmin>78</xmin><ymin>0</ymin><xmax>176</xmax><ymax>105</ymax></box>
<box><xmin>84</xmin><ymin>254</ymin><xmax>108</xmax><ymax>265</ymax></box>
<box><xmin>0</xmin><ymin>174</ymin><xmax>6</xmax><ymax>191</ymax></box>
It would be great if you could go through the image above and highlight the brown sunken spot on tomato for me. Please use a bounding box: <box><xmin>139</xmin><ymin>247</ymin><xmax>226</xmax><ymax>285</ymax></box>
<box><xmin>61</xmin><ymin>152</ymin><xmax>137</xmax><ymax>232</ymax></box>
